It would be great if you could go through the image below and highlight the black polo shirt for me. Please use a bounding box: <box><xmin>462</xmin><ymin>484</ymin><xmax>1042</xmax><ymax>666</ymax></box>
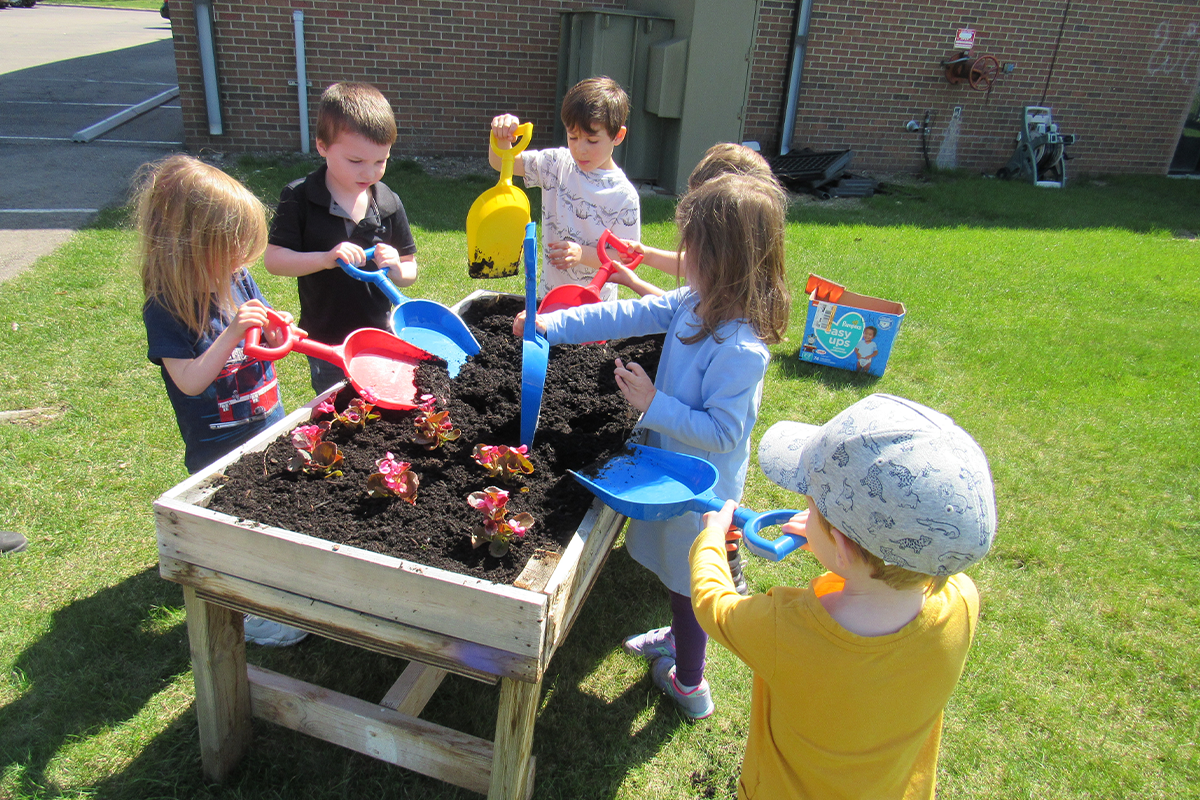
<box><xmin>268</xmin><ymin>164</ymin><xmax>417</xmax><ymax>344</ymax></box>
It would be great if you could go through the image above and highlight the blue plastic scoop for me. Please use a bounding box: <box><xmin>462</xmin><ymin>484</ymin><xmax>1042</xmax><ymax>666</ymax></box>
<box><xmin>338</xmin><ymin>247</ymin><xmax>480</xmax><ymax>376</ymax></box>
<box><xmin>570</xmin><ymin>444</ymin><xmax>806</xmax><ymax>561</ymax></box>
<box><xmin>519</xmin><ymin>222</ymin><xmax>550</xmax><ymax>448</ymax></box>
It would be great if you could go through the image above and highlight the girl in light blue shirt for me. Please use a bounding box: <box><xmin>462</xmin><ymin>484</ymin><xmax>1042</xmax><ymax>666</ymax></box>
<box><xmin>516</xmin><ymin>173</ymin><xmax>791</xmax><ymax>718</ymax></box>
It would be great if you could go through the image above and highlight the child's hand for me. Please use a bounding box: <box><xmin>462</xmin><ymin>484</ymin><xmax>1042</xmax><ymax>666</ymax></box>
<box><xmin>263</xmin><ymin>312</ymin><xmax>303</xmax><ymax>348</ymax></box>
<box><xmin>330</xmin><ymin>242</ymin><xmax>366</xmax><ymax>270</ymax></box>
<box><xmin>613</xmin><ymin>357</ymin><xmax>656</xmax><ymax>413</ymax></box>
<box><xmin>491</xmin><ymin>114</ymin><xmax>522</xmax><ymax>145</ymax></box>
<box><xmin>701</xmin><ymin>500</ymin><xmax>741</xmax><ymax>546</ymax></box>
<box><xmin>547</xmin><ymin>240</ymin><xmax>582</xmax><ymax>271</ymax></box>
<box><xmin>231</xmin><ymin>299</ymin><xmax>271</xmax><ymax>338</ymax></box>
<box><xmin>606</xmin><ymin>261</ymin><xmax>638</xmax><ymax>288</ymax></box>
<box><xmin>371</xmin><ymin>242</ymin><xmax>400</xmax><ymax>270</ymax></box>
<box><xmin>512</xmin><ymin>310</ymin><xmax>547</xmax><ymax>338</ymax></box>
<box><xmin>783</xmin><ymin>510</ymin><xmax>813</xmax><ymax>552</ymax></box>
<box><xmin>619</xmin><ymin>239</ymin><xmax>646</xmax><ymax>264</ymax></box>
<box><xmin>371</xmin><ymin>244</ymin><xmax>417</xmax><ymax>286</ymax></box>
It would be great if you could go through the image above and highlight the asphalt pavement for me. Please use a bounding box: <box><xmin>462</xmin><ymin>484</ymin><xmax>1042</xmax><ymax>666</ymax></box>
<box><xmin>0</xmin><ymin>4</ymin><xmax>179</xmax><ymax>282</ymax></box>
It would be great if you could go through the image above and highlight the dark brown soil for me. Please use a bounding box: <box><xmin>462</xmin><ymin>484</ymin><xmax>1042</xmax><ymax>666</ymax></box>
<box><xmin>209</xmin><ymin>293</ymin><xmax>662</xmax><ymax>585</ymax></box>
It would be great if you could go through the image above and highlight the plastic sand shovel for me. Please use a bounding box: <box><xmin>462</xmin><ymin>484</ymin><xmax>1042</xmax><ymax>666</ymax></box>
<box><xmin>570</xmin><ymin>444</ymin><xmax>806</xmax><ymax>561</ymax></box>
<box><xmin>467</xmin><ymin>122</ymin><xmax>533</xmax><ymax>279</ymax></box>
<box><xmin>244</xmin><ymin>309</ymin><xmax>435</xmax><ymax>410</ymax></box>
<box><xmin>537</xmin><ymin>229</ymin><xmax>644</xmax><ymax>314</ymax></box>
<box><xmin>338</xmin><ymin>247</ymin><xmax>480</xmax><ymax>377</ymax></box>
<box><xmin>805</xmin><ymin>273</ymin><xmax>845</xmax><ymax>302</ymax></box>
<box><xmin>519</xmin><ymin>221</ymin><xmax>550</xmax><ymax>448</ymax></box>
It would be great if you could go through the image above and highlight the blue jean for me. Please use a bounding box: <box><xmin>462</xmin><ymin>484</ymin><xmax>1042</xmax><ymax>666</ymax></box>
<box><xmin>307</xmin><ymin>356</ymin><xmax>347</xmax><ymax>396</ymax></box>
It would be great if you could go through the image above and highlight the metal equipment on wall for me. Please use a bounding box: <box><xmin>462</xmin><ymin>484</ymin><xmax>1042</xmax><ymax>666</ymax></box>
<box><xmin>996</xmin><ymin>106</ymin><xmax>1077</xmax><ymax>188</ymax></box>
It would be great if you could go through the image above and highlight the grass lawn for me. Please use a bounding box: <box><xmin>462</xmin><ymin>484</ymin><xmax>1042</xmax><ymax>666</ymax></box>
<box><xmin>0</xmin><ymin>161</ymin><xmax>1197</xmax><ymax>799</ymax></box>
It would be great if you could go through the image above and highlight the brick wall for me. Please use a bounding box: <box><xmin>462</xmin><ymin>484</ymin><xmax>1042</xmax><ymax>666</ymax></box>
<box><xmin>173</xmin><ymin>0</ymin><xmax>626</xmax><ymax>156</ymax></box>
<box><xmin>172</xmin><ymin>1</ymin><xmax>1200</xmax><ymax>177</ymax></box>
<box><xmin>741</xmin><ymin>1</ymin><xmax>1200</xmax><ymax>176</ymax></box>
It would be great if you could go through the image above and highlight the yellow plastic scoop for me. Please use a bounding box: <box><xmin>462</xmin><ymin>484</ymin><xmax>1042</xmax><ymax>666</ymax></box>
<box><xmin>466</xmin><ymin>122</ymin><xmax>533</xmax><ymax>279</ymax></box>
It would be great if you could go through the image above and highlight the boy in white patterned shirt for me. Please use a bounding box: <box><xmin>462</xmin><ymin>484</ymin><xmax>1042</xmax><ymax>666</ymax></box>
<box><xmin>490</xmin><ymin>75</ymin><xmax>640</xmax><ymax>300</ymax></box>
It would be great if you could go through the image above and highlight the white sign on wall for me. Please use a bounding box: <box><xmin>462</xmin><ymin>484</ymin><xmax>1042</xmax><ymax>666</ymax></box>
<box><xmin>955</xmin><ymin>28</ymin><xmax>976</xmax><ymax>50</ymax></box>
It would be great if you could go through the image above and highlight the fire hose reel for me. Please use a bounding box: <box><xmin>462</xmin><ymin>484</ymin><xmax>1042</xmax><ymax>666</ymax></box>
<box><xmin>940</xmin><ymin>52</ymin><xmax>1000</xmax><ymax>91</ymax></box>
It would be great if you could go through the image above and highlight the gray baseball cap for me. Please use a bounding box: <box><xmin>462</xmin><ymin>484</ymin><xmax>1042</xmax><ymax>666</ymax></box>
<box><xmin>757</xmin><ymin>394</ymin><xmax>996</xmax><ymax>576</ymax></box>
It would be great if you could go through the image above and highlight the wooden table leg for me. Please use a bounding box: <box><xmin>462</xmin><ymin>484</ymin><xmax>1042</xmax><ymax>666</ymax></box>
<box><xmin>488</xmin><ymin>676</ymin><xmax>540</xmax><ymax>800</ymax></box>
<box><xmin>184</xmin><ymin>587</ymin><xmax>251</xmax><ymax>783</ymax></box>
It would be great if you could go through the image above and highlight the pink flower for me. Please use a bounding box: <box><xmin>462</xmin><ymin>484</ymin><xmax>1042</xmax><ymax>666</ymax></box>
<box><xmin>376</xmin><ymin>452</ymin><xmax>410</xmax><ymax>475</ymax></box>
<box><xmin>468</xmin><ymin>487</ymin><xmax>509</xmax><ymax>517</ymax></box>
<box><xmin>290</xmin><ymin>424</ymin><xmax>324</xmax><ymax>451</ymax></box>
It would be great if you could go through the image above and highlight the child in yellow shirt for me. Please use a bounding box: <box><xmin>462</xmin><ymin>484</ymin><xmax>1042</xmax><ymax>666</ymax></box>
<box><xmin>691</xmin><ymin>393</ymin><xmax>996</xmax><ymax>799</ymax></box>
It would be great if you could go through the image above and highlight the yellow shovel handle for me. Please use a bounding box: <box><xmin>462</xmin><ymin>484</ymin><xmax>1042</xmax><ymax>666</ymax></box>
<box><xmin>490</xmin><ymin>122</ymin><xmax>534</xmax><ymax>162</ymax></box>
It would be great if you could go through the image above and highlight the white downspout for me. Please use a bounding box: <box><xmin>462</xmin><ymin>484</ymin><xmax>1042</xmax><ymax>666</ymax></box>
<box><xmin>194</xmin><ymin>0</ymin><xmax>222</xmax><ymax>135</ymax></box>
<box><xmin>293</xmin><ymin>10</ymin><xmax>310</xmax><ymax>154</ymax></box>
<box><xmin>779</xmin><ymin>0</ymin><xmax>813</xmax><ymax>155</ymax></box>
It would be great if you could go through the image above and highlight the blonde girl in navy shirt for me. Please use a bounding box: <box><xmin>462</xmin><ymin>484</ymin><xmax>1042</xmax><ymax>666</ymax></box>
<box><xmin>137</xmin><ymin>154</ymin><xmax>306</xmax><ymax>647</ymax></box>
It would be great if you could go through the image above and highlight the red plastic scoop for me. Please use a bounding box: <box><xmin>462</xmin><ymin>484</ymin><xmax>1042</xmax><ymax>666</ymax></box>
<box><xmin>244</xmin><ymin>309</ymin><xmax>436</xmax><ymax>410</ymax></box>
<box><xmin>537</xmin><ymin>229</ymin><xmax>643</xmax><ymax>314</ymax></box>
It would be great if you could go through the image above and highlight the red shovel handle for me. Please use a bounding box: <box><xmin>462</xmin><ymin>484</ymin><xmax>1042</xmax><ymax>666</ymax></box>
<box><xmin>592</xmin><ymin>229</ymin><xmax>643</xmax><ymax>289</ymax></box>
<box><xmin>243</xmin><ymin>308</ymin><xmax>308</xmax><ymax>361</ymax></box>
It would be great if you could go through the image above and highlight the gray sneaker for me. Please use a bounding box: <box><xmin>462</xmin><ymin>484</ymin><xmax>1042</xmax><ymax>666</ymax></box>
<box><xmin>650</xmin><ymin>657</ymin><xmax>714</xmax><ymax>720</ymax></box>
<box><xmin>622</xmin><ymin>626</ymin><xmax>676</xmax><ymax>660</ymax></box>
<box><xmin>0</xmin><ymin>531</ymin><xmax>28</xmax><ymax>555</ymax></box>
<box><xmin>243</xmin><ymin>615</ymin><xmax>308</xmax><ymax>647</ymax></box>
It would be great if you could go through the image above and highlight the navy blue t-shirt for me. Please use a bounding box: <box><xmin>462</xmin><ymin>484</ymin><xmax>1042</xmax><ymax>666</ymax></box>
<box><xmin>144</xmin><ymin>270</ymin><xmax>285</xmax><ymax>474</ymax></box>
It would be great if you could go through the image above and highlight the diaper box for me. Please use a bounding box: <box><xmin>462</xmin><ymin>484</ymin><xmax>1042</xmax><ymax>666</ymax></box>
<box><xmin>798</xmin><ymin>274</ymin><xmax>905</xmax><ymax>377</ymax></box>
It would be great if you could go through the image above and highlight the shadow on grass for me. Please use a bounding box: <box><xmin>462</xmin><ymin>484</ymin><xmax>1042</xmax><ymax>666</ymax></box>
<box><xmin>13</xmin><ymin>547</ymin><xmax>693</xmax><ymax>799</ymax></box>
<box><xmin>787</xmin><ymin>172</ymin><xmax>1200</xmax><ymax>234</ymax></box>
<box><xmin>0</xmin><ymin>567</ymin><xmax>191</xmax><ymax>796</ymax></box>
<box><xmin>771</xmin><ymin>350</ymin><xmax>883</xmax><ymax>390</ymax></box>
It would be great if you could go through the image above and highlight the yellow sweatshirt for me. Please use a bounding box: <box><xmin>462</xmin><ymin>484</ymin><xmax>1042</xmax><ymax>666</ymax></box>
<box><xmin>690</xmin><ymin>524</ymin><xmax>979</xmax><ymax>800</ymax></box>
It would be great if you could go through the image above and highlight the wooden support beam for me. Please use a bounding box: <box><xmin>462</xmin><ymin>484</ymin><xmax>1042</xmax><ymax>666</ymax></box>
<box><xmin>488</xmin><ymin>677</ymin><xmax>540</xmax><ymax>800</ymax></box>
<box><xmin>184</xmin><ymin>587</ymin><xmax>251</xmax><ymax>783</ymax></box>
<box><xmin>379</xmin><ymin>661</ymin><xmax>449</xmax><ymax>716</ymax></box>
<box><xmin>249</xmin><ymin>665</ymin><xmax>494</xmax><ymax>795</ymax></box>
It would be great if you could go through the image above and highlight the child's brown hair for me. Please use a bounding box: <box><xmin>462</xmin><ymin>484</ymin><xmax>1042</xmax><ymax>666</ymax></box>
<box><xmin>674</xmin><ymin>173</ymin><xmax>790</xmax><ymax>345</ymax></box>
<box><xmin>560</xmin><ymin>76</ymin><xmax>630</xmax><ymax>138</ymax></box>
<box><xmin>807</xmin><ymin>503</ymin><xmax>950</xmax><ymax>594</ymax></box>
<box><xmin>135</xmin><ymin>155</ymin><xmax>269</xmax><ymax>338</ymax></box>
<box><xmin>316</xmin><ymin>82</ymin><xmax>397</xmax><ymax>147</ymax></box>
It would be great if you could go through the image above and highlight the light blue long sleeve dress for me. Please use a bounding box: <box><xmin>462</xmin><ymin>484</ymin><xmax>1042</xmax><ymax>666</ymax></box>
<box><xmin>541</xmin><ymin>288</ymin><xmax>771</xmax><ymax>595</ymax></box>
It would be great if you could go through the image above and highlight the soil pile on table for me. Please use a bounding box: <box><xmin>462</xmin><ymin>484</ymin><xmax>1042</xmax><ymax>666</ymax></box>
<box><xmin>210</xmin><ymin>293</ymin><xmax>663</xmax><ymax>584</ymax></box>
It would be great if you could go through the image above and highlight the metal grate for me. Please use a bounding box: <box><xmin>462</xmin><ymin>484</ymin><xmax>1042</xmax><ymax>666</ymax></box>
<box><xmin>768</xmin><ymin>149</ymin><xmax>854</xmax><ymax>184</ymax></box>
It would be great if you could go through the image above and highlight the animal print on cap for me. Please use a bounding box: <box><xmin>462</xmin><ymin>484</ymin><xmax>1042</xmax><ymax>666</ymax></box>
<box><xmin>757</xmin><ymin>394</ymin><xmax>996</xmax><ymax>575</ymax></box>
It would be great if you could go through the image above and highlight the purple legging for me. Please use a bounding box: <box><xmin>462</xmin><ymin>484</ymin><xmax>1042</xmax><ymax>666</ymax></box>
<box><xmin>669</xmin><ymin>590</ymin><xmax>708</xmax><ymax>687</ymax></box>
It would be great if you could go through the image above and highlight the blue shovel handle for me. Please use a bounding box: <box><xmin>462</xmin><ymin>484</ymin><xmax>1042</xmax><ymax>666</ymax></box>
<box><xmin>337</xmin><ymin>246</ymin><xmax>407</xmax><ymax>307</ymax></box>
<box><xmin>523</xmin><ymin>223</ymin><xmax>538</xmax><ymax>344</ymax></box>
<box><xmin>686</xmin><ymin>494</ymin><xmax>806</xmax><ymax>561</ymax></box>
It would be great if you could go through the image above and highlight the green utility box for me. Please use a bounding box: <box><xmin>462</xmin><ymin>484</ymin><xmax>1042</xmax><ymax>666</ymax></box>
<box><xmin>557</xmin><ymin>1</ymin><xmax>761</xmax><ymax>194</ymax></box>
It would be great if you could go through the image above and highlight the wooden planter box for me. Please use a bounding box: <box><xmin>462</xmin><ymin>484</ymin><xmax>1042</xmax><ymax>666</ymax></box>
<box><xmin>155</xmin><ymin>291</ymin><xmax>627</xmax><ymax>799</ymax></box>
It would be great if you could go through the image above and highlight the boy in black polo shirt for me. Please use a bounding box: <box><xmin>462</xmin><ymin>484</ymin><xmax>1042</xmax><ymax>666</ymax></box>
<box><xmin>265</xmin><ymin>82</ymin><xmax>418</xmax><ymax>392</ymax></box>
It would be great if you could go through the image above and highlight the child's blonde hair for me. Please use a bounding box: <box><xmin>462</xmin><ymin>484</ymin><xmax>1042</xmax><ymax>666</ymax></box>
<box><xmin>687</xmin><ymin>142</ymin><xmax>779</xmax><ymax>193</ymax></box>
<box><xmin>316</xmin><ymin>81</ymin><xmax>397</xmax><ymax>147</ymax></box>
<box><xmin>674</xmin><ymin>173</ymin><xmax>790</xmax><ymax>345</ymax></box>
<box><xmin>135</xmin><ymin>155</ymin><xmax>269</xmax><ymax>338</ymax></box>
<box><xmin>807</xmin><ymin>503</ymin><xmax>950</xmax><ymax>595</ymax></box>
